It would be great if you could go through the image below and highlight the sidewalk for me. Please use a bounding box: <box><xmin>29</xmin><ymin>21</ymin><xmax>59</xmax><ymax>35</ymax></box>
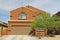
<box><xmin>0</xmin><ymin>35</ymin><xmax>60</xmax><ymax>40</ymax></box>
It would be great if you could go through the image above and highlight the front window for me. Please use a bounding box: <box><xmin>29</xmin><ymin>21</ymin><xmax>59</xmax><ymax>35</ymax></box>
<box><xmin>19</xmin><ymin>12</ymin><xmax>26</xmax><ymax>19</ymax></box>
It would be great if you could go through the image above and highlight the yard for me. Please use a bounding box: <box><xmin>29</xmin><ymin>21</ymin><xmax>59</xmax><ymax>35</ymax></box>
<box><xmin>0</xmin><ymin>35</ymin><xmax>60</xmax><ymax>40</ymax></box>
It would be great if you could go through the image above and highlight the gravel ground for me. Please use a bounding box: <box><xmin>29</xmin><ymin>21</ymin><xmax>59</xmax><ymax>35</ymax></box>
<box><xmin>0</xmin><ymin>35</ymin><xmax>60</xmax><ymax>40</ymax></box>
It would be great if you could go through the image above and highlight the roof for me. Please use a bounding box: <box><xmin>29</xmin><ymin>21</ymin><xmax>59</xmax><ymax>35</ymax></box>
<box><xmin>25</xmin><ymin>5</ymin><xmax>45</xmax><ymax>12</ymax></box>
<box><xmin>0</xmin><ymin>21</ymin><xmax>8</xmax><ymax>27</ymax></box>
<box><xmin>11</xmin><ymin>5</ymin><xmax>45</xmax><ymax>13</ymax></box>
<box><xmin>56</xmin><ymin>11</ymin><xmax>60</xmax><ymax>16</ymax></box>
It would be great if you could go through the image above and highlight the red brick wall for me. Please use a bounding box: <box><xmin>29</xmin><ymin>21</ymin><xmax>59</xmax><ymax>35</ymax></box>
<box><xmin>8</xmin><ymin>6</ymin><xmax>46</xmax><ymax>35</ymax></box>
<box><xmin>10</xmin><ymin>7</ymin><xmax>45</xmax><ymax>20</ymax></box>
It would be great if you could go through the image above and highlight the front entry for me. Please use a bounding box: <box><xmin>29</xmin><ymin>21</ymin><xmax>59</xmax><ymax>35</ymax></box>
<box><xmin>11</xmin><ymin>26</ymin><xmax>31</xmax><ymax>35</ymax></box>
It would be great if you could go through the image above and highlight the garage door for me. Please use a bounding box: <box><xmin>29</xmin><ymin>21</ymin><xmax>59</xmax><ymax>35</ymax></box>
<box><xmin>11</xmin><ymin>27</ymin><xmax>31</xmax><ymax>35</ymax></box>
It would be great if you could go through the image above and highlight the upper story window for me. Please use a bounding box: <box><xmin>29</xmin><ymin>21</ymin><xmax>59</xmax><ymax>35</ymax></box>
<box><xmin>19</xmin><ymin>12</ymin><xmax>27</xmax><ymax>20</ymax></box>
<box><xmin>37</xmin><ymin>14</ymin><xmax>43</xmax><ymax>18</ymax></box>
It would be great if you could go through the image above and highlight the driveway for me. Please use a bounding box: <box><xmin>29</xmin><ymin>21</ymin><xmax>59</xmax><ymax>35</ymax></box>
<box><xmin>0</xmin><ymin>35</ymin><xmax>60</xmax><ymax>40</ymax></box>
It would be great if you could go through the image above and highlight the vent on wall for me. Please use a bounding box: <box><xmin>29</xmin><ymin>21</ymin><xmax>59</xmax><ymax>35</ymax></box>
<box><xmin>32</xmin><ymin>16</ymin><xmax>35</xmax><ymax>17</ymax></box>
<box><xmin>10</xmin><ymin>16</ymin><xmax>12</xmax><ymax>17</ymax></box>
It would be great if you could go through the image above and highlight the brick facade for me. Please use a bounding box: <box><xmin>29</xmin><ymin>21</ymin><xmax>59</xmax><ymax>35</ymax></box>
<box><xmin>8</xmin><ymin>5</ymin><xmax>46</xmax><ymax>35</ymax></box>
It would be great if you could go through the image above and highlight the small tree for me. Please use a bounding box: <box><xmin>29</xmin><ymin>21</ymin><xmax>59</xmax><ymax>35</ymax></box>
<box><xmin>52</xmin><ymin>15</ymin><xmax>60</xmax><ymax>34</ymax></box>
<box><xmin>30</xmin><ymin>12</ymin><xmax>50</xmax><ymax>29</ymax></box>
<box><xmin>47</xmin><ymin>15</ymin><xmax>60</xmax><ymax>35</ymax></box>
<box><xmin>30</xmin><ymin>12</ymin><xmax>51</xmax><ymax>37</ymax></box>
<box><xmin>30</xmin><ymin>12</ymin><xmax>60</xmax><ymax>36</ymax></box>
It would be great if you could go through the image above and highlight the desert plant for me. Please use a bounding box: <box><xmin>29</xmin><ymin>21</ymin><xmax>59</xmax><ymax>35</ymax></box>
<box><xmin>30</xmin><ymin>12</ymin><xmax>50</xmax><ymax>28</ymax></box>
<box><xmin>30</xmin><ymin>12</ymin><xmax>50</xmax><ymax>36</ymax></box>
<box><xmin>30</xmin><ymin>12</ymin><xmax>60</xmax><ymax>36</ymax></box>
<box><xmin>47</xmin><ymin>15</ymin><xmax>60</xmax><ymax>35</ymax></box>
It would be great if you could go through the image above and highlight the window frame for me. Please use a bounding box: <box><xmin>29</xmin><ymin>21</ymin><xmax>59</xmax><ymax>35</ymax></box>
<box><xmin>19</xmin><ymin>12</ymin><xmax>27</xmax><ymax>20</ymax></box>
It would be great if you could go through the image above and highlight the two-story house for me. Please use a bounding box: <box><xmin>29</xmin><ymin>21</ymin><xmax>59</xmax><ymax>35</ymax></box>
<box><xmin>8</xmin><ymin>5</ymin><xmax>46</xmax><ymax>35</ymax></box>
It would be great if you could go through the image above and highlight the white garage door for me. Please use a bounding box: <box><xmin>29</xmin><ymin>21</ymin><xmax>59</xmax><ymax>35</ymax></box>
<box><xmin>11</xmin><ymin>27</ymin><xmax>31</xmax><ymax>35</ymax></box>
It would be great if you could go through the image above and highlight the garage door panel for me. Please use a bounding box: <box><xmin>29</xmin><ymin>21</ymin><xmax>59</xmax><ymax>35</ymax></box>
<box><xmin>11</xmin><ymin>27</ymin><xmax>31</xmax><ymax>35</ymax></box>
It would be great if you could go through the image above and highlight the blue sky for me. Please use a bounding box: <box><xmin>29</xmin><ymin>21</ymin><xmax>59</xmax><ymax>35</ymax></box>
<box><xmin>0</xmin><ymin>0</ymin><xmax>60</xmax><ymax>23</ymax></box>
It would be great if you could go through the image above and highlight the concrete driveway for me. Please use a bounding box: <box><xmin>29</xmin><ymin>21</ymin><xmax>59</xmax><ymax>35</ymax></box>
<box><xmin>0</xmin><ymin>35</ymin><xmax>60</xmax><ymax>40</ymax></box>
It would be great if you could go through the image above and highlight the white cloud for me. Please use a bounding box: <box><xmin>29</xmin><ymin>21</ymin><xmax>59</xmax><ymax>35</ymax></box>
<box><xmin>0</xmin><ymin>0</ymin><xmax>19</xmax><ymax>11</ymax></box>
<box><xmin>0</xmin><ymin>0</ymin><xmax>59</xmax><ymax>14</ymax></box>
<box><xmin>0</xmin><ymin>0</ymin><xmax>51</xmax><ymax>11</ymax></box>
<box><xmin>29</xmin><ymin>0</ymin><xmax>51</xmax><ymax>6</ymax></box>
